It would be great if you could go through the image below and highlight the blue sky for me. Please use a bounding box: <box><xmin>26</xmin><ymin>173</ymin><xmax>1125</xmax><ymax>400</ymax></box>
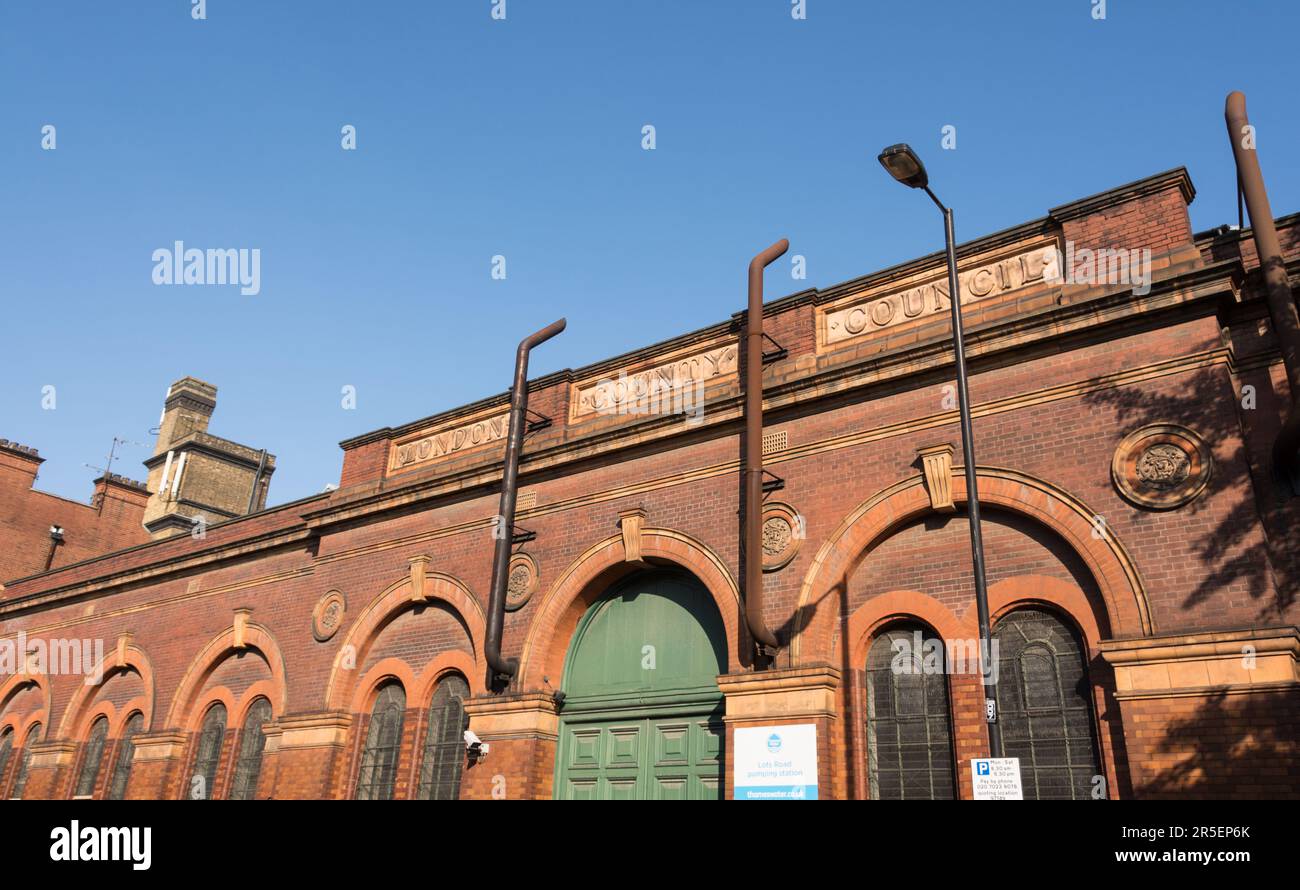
<box><xmin>3</xmin><ymin>1</ymin><xmax>1297</xmax><ymax>507</ymax></box>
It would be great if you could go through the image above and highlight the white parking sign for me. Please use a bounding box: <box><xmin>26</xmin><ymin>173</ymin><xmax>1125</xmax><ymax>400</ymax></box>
<box><xmin>970</xmin><ymin>758</ymin><xmax>1023</xmax><ymax>800</ymax></box>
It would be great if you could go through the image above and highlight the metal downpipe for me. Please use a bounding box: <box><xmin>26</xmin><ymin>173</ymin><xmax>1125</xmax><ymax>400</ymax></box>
<box><xmin>745</xmin><ymin>239</ymin><xmax>788</xmax><ymax>667</ymax></box>
<box><xmin>1225</xmin><ymin>91</ymin><xmax>1300</xmax><ymax>494</ymax></box>
<box><xmin>485</xmin><ymin>318</ymin><xmax>566</xmax><ymax>691</ymax></box>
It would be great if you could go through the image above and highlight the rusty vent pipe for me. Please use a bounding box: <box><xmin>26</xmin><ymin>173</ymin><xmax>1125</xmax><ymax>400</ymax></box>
<box><xmin>745</xmin><ymin>239</ymin><xmax>788</xmax><ymax>667</ymax></box>
<box><xmin>486</xmin><ymin>318</ymin><xmax>566</xmax><ymax>691</ymax></box>
<box><xmin>1225</xmin><ymin>91</ymin><xmax>1300</xmax><ymax>493</ymax></box>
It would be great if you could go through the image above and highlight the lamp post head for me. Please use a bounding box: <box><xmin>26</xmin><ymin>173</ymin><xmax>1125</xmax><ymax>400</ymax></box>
<box><xmin>878</xmin><ymin>143</ymin><xmax>929</xmax><ymax>189</ymax></box>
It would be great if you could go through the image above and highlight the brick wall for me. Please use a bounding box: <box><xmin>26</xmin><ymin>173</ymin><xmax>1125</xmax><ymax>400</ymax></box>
<box><xmin>0</xmin><ymin>443</ymin><xmax>150</xmax><ymax>582</ymax></box>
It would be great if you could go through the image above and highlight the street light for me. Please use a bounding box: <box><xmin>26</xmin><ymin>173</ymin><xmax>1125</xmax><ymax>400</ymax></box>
<box><xmin>878</xmin><ymin>142</ymin><xmax>1003</xmax><ymax>759</ymax></box>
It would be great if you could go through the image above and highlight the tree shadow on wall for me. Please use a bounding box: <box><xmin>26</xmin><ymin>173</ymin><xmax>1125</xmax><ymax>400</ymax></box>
<box><xmin>1136</xmin><ymin>686</ymin><xmax>1300</xmax><ymax>799</ymax></box>
<box><xmin>1082</xmin><ymin>365</ymin><xmax>1294</xmax><ymax>621</ymax></box>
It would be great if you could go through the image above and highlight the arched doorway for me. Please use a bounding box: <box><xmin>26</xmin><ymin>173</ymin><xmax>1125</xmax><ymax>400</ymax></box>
<box><xmin>554</xmin><ymin>570</ymin><xmax>727</xmax><ymax>800</ymax></box>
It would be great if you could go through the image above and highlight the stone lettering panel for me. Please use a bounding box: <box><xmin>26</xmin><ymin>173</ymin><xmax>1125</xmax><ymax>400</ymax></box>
<box><xmin>570</xmin><ymin>340</ymin><xmax>739</xmax><ymax>421</ymax></box>
<box><xmin>819</xmin><ymin>242</ymin><xmax>1058</xmax><ymax>348</ymax></box>
<box><xmin>387</xmin><ymin>411</ymin><xmax>509</xmax><ymax>474</ymax></box>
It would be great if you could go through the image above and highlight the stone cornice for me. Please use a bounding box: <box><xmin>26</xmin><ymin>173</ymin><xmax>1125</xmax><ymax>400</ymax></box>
<box><xmin>463</xmin><ymin>692</ymin><xmax>558</xmax><ymax>740</ymax></box>
<box><xmin>142</xmin><ymin>433</ymin><xmax>274</xmax><ymax>472</ymax></box>
<box><xmin>718</xmin><ymin>664</ymin><xmax>841</xmax><ymax>722</ymax></box>
<box><xmin>266</xmin><ymin>711</ymin><xmax>353</xmax><ymax>751</ymax></box>
<box><xmin>131</xmin><ymin>731</ymin><xmax>190</xmax><ymax>762</ymax></box>
<box><xmin>1099</xmin><ymin>626</ymin><xmax>1299</xmax><ymax>700</ymax></box>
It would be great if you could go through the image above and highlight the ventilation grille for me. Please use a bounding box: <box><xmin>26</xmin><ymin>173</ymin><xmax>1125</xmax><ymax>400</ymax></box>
<box><xmin>516</xmin><ymin>490</ymin><xmax>538</xmax><ymax>511</ymax></box>
<box><xmin>762</xmin><ymin>430</ymin><xmax>787</xmax><ymax>455</ymax></box>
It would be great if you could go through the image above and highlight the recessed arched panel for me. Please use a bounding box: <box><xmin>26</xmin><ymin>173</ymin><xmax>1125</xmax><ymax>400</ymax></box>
<box><xmin>563</xmin><ymin>570</ymin><xmax>727</xmax><ymax>701</ymax></box>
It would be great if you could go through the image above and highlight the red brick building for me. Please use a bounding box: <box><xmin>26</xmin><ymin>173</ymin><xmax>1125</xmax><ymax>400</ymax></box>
<box><xmin>0</xmin><ymin>440</ymin><xmax>150</xmax><ymax>582</ymax></box>
<box><xmin>1</xmin><ymin>166</ymin><xmax>1297</xmax><ymax>800</ymax></box>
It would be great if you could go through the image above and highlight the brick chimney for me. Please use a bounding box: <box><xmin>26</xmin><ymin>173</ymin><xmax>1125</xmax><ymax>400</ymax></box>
<box><xmin>0</xmin><ymin>439</ymin><xmax>44</xmax><ymax>488</ymax></box>
<box><xmin>142</xmin><ymin>377</ymin><xmax>275</xmax><ymax>539</ymax></box>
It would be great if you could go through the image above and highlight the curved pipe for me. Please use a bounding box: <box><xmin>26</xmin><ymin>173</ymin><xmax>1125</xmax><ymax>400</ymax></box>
<box><xmin>1226</xmin><ymin>91</ymin><xmax>1300</xmax><ymax>493</ymax></box>
<box><xmin>745</xmin><ymin>239</ymin><xmax>788</xmax><ymax>665</ymax></box>
<box><xmin>486</xmin><ymin>318</ymin><xmax>566</xmax><ymax>690</ymax></box>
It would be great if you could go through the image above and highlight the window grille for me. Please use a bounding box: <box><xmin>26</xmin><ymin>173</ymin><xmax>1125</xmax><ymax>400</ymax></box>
<box><xmin>355</xmin><ymin>683</ymin><xmax>406</xmax><ymax>800</ymax></box>
<box><xmin>192</xmin><ymin>703</ymin><xmax>227</xmax><ymax>800</ymax></box>
<box><xmin>108</xmin><ymin>712</ymin><xmax>144</xmax><ymax>801</ymax></box>
<box><xmin>74</xmin><ymin>716</ymin><xmax>110</xmax><ymax>797</ymax></box>
<box><xmin>12</xmin><ymin>724</ymin><xmax>41</xmax><ymax>799</ymax></box>
<box><xmin>993</xmin><ymin>609</ymin><xmax>1102</xmax><ymax>800</ymax></box>
<box><xmin>228</xmin><ymin>698</ymin><xmax>272</xmax><ymax>800</ymax></box>
<box><xmin>417</xmin><ymin>674</ymin><xmax>469</xmax><ymax>800</ymax></box>
<box><xmin>865</xmin><ymin>624</ymin><xmax>956</xmax><ymax>799</ymax></box>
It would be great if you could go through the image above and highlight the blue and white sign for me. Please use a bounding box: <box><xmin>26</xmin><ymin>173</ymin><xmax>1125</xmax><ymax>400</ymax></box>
<box><xmin>970</xmin><ymin>757</ymin><xmax>1023</xmax><ymax>800</ymax></box>
<box><xmin>734</xmin><ymin>724</ymin><xmax>818</xmax><ymax>800</ymax></box>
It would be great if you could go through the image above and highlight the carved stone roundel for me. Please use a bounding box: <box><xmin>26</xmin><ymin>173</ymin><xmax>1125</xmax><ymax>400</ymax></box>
<box><xmin>312</xmin><ymin>590</ymin><xmax>347</xmax><ymax>642</ymax></box>
<box><xmin>760</xmin><ymin>502</ymin><xmax>802</xmax><ymax>572</ymax></box>
<box><xmin>505</xmin><ymin>553</ymin><xmax>538</xmax><ymax>611</ymax></box>
<box><xmin>763</xmin><ymin>517</ymin><xmax>793</xmax><ymax>557</ymax></box>
<box><xmin>1135</xmin><ymin>444</ymin><xmax>1191</xmax><ymax>490</ymax></box>
<box><xmin>1112</xmin><ymin>424</ymin><xmax>1211</xmax><ymax>510</ymax></box>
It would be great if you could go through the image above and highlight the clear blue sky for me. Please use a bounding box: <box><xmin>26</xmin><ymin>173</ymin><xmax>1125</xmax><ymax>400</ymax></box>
<box><xmin>3</xmin><ymin>1</ymin><xmax>1297</xmax><ymax>507</ymax></box>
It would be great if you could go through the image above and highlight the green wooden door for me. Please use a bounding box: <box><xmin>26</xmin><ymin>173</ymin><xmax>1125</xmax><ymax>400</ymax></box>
<box><xmin>555</xmin><ymin>571</ymin><xmax>727</xmax><ymax>800</ymax></box>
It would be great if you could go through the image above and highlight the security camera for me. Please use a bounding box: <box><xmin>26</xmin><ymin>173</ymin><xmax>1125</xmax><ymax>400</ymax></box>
<box><xmin>464</xmin><ymin>729</ymin><xmax>489</xmax><ymax>760</ymax></box>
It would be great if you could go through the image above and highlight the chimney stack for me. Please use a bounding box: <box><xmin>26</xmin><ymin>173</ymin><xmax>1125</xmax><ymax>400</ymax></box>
<box><xmin>142</xmin><ymin>377</ymin><xmax>275</xmax><ymax>539</ymax></box>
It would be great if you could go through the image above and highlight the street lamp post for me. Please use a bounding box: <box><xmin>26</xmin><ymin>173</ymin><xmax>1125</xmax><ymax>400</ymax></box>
<box><xmin>878</xmin><ymin>143</ymin><xmax>1003</xmax><ymax>759</ymax></box>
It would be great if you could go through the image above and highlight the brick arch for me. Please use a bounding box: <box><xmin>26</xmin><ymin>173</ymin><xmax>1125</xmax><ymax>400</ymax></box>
<box><xmin>517</xmin><ymin>527</ymin><xmax>744</xmax><ymax>691</ymax></box>
<box><xmin>183</xmin><ymin>686</ymin><xmax>237</xmax><ymax>734</ymax></box>
<box><xmin>348</xmin><ymin>657</ymin><xmax>418</xmax><ymax>715</ymax></box>
<box><xmin>232</xmin><ymin>681</ymin><xmax>280</xmax><ymax>727</ymax></box>
<box><xmin>793</xmin><ymin>467</ymin><xmax>1151</xmax><ymax>666</ymax></box>
<box><xmin>165</xmin><ymin>623</ymin><xmax>287</xmax><ymax>730</ymax></box>
<box><xmin>411</xmin><ymin>650</ymin><xmax>480</xmax><ymax>709</ymax></box>
<box><xmin>56</xmin><ymin>643</ymin><xmax>156</xmax><ymax>739</ymax></box>
<box><xmin>988</xmin><ymin>575</ymin><xmax>1106</xmax><ymax>651</ymax></box>
<box><xmin>842</xmin><ymin>589</ymin><xmax>967</xmax><ymax>674</ymax></box>
<box><xmin>325</xmin><ymin>572</ymin><xmax>486</xmax><ymax>711</ymax></box>
<box><xmin>0</xmin><ymin>672</ymin><xmax>51</xmax><ymax>743</ymax></box>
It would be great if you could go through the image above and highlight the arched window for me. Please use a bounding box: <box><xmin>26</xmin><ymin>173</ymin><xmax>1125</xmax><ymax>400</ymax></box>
<box><xmin>228</xmin><ymin>698</ymin><xmax>272</xmax><ymax>800</ymax></box>
<box><xmin>191</xmin><ymin>703</ymin><xmax>228</xmax><ymax>800</ymax></box>
<box><xmin>12</xmin><ymin>723</ymin><xmax>41</xmax><ymax>799</ymax></box>
<box><xmin>0</xmin><ymin>728</ymin><xmax>13</xmax><ymax>797</ymax></box>
<box><xmin>993</xmin><ymin>608</ymin><xmax>1102</xmax><ymax>799</ymax></box>
<box><xmin>355</xmin><ymin>683</ymin><xmax>406</xmax><ymax>800</ymax></box>
<box><xmin>418</xmin><ymin>674</ymin><xmax>469</xmax><ymax>800</ymax></box>
<box><xmin>865</xmin><ymin>624</ymin><xmax>956</xmax><ymax>799</ymax></box>
<box><xmin>107</xmin><ymin>712</ymin><xmax>144</xmax><ymax>801</ymax></box>
<box><xmin>74</xmin><ymin>716</ymin><xmax>110</xmax><ymax>798</ymax></box>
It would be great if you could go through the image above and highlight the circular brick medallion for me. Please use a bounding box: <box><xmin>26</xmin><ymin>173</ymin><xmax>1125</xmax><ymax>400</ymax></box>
<box><xmin>312</xmin><ymin>590</ymin><xmax>347</xmax><ymax>642</ymax></box>
<box><xmin>505</xmin><ymin>553</ymin><xmax>539</xmax><ymax>612</ymax></box>
<box><xmin>761</xmin><ymin>502</ymin><xmax>803</xmax><ymax>572</ymax></box>
<box><xmin>1112</xmin><ymin>424</ymin><xmax>1212</xmax><ymax>510</ymax></box>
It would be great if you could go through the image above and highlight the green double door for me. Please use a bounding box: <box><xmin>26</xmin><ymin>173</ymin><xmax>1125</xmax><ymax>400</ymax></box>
<box><xmin>555</xmin><ymin>571</ymin><xmax>727</xmax><ymax>801</ymax></box>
